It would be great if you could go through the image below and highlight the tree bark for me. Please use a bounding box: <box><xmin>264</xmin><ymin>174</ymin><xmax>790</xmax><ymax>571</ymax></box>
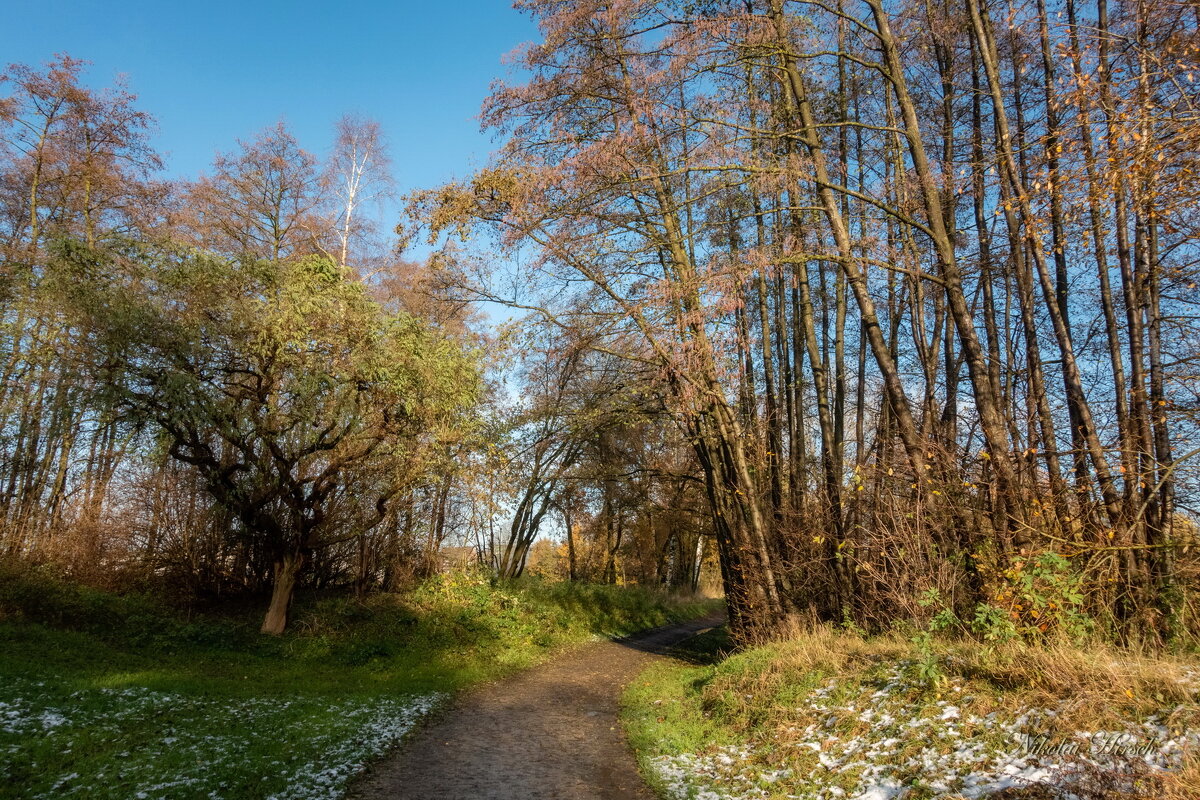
<box><xmin>261</xmin><ymin>548</ymin><xmax>305</xmax><ymax>635</ymax></box>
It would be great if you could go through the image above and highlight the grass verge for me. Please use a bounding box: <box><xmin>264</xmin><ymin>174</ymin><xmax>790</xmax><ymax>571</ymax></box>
<box><xmin>0</xmin><ymin>564</ymin><xmax>718</xmax><ymax>800</ymax></box>
<box><xmin>623</xmin><ymin>627</ymin><xmax>1200</xmax><ymax>799</ymax></box>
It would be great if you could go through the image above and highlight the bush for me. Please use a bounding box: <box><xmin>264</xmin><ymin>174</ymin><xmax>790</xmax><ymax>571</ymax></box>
<box><xmin>980</xmin><ymin>551</ymin><xmax>1094</xmax><ymax>642</ymax></box>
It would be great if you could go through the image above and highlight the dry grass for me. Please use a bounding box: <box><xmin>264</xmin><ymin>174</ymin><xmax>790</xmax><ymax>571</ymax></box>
<box><xmin>692</xmin><ymin>625</ymin><xmax>1200</xmax><ymax>735</ymax></box>
<box><xmin>1161</xmin><ymin>755</ymin><xmax>1200</xmax><ymax>799</ymax></box>
<box><xmin>936</xmin><ymin>638</ymin><xmax>1200</xmax><ymax>732</ymax></box>
<box><xmin>693</xmin><ymin>625</ymin><xmax>908</xmax><ymax>730</ymax></box>
<box><xmin>629</xmin><ymin>624</ymin><xmax>1200</xmax><ymax>799</ymax></box>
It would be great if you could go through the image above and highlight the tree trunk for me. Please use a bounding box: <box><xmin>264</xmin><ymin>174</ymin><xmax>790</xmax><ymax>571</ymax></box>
<box><xmin>261</xmin><ymin>548</ymin><xmax>305</xmax><ymax>635</ymax></box>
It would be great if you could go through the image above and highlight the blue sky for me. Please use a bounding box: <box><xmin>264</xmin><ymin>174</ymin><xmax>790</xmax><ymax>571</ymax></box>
<box><xmin>2</xmin><ymin>0</ymin><xmax>538</xmax><ymax>215</ymax></box>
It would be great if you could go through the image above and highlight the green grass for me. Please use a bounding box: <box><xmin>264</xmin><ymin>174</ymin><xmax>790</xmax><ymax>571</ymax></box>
<box><xmin>623</xmin><ymin>627</ymin><xmax>1200</xmax><ymax>800</ymax></box>
<box><xmin>0</xmin><ymin>564</ymin><xmax>718</xmax><ymax>800</ymax></box>
<box><xmin>623</xmin><ymin>628</ymin><xmax>739</xmax><ymax>775</ymax></box>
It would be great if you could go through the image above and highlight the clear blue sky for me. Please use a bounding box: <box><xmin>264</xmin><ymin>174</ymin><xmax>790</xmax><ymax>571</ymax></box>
<box><xmin>1</xmin><ymin>0</ymin><xmax>537</xmax><ymax>214</ymax></box>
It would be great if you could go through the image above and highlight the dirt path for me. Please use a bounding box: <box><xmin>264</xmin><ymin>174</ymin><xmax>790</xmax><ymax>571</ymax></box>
<box><xmin>347</xmin><ymin>614</ymin><xmax>723</xmax><ymax>800</ymax></box>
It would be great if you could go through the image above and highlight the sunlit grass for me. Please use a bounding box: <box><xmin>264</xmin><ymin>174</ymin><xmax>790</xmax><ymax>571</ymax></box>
<box><xmin>1</xmin><ymin>567</ymin><xmax>718</xmax><ymax>799</ymax></box>
<box><xmin>623</xmin><ymin>627</ymin><xmax>1200</xmax><ymax>800</ymax></box>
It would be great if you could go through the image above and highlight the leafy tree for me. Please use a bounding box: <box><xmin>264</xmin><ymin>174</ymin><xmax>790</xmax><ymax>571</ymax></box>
<box><xmin>183</xmin><ymin>122</ymin><xmax>323</xmax><ymax>261</ymax></box>
<box><xmin>409</xmin><ymin>0</ymin><xmax>1200</xmax><ymax>641</ymax></box>
<box><xmin>52</xmin><ymin>240</ymin><xmax>479</xmax><ymax>632</ymax></box>
<box><xmin>0</xmin><ymin>55</ymin><xmax>165</xmax><ymax>555</ymax></box>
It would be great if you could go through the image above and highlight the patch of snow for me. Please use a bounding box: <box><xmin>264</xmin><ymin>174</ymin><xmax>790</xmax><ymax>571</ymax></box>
<box><xmin>0</xmin><ymin>676</ymin><xmax>443</xmax><ymax>800</ymax></box>
<box><xmin>646</xmin><ymin>660</ymin><xmax>1200</xmax><ymax>800</ymax></box>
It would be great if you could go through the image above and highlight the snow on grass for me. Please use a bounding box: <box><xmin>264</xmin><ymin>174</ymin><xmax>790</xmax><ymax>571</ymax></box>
<box><xmin>648</xmin><ymin>663</ymin><xmax>1200</xmax><ymax>800</ymax></box>
<box><xmin>0</xmin><ymin>676</ymin><xmax>442</xmax><ymax>800</ymax></box>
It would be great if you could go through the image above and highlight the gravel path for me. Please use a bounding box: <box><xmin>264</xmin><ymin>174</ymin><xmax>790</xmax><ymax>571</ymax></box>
<box><xmin>347</xmin><ymin>613</ymin><xmax>723</xmax><ymax>800</ymax></box>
